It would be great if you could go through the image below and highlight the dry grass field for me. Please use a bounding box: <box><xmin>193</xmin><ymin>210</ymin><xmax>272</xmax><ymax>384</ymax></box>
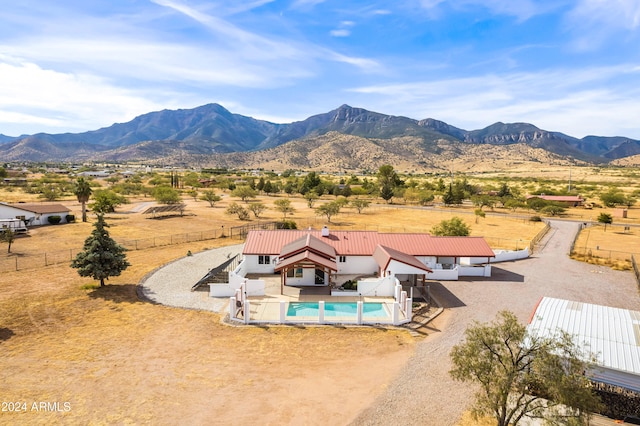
<box><xmin>1</xmin><ymin>165</ymin><xmax>639</xmax><ymax>425</ymax></box>
<box><xmin>0</xmin><ymin>188</ymin><xmax>546</xmax><ymax>425</ymax></box>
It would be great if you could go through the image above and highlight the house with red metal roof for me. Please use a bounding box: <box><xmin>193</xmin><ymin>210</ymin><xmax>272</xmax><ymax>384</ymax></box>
<box><xmin>238</xmin><ymin>226</ymin><xmax>495</xmax><ymax>292</ymax></box>
<box><xmin>526</xmin><ymin>194</ymin><xmax>585</xmax><ymax>207</ymax></box>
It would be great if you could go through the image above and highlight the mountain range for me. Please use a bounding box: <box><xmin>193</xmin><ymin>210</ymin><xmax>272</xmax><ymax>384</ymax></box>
<box><xmin>1</xmin><ymin>104</ymin><xmax>639</xmax><ymax>171</ymax></box>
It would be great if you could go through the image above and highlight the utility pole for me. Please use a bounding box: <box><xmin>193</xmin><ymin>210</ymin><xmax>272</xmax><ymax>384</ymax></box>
<box><xmin>568</xmin><ymin>165</ymin><xmax>572</xmax><ymax>192</ymax></box>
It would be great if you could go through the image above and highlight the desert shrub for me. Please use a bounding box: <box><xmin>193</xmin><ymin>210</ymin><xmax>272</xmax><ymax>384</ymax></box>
<box><xmin>342</xmin><ymin>280</ymin><xmax>357</xmax><ymax>290</ymax></box>
<box><xmin>47</xmin><ymin>215</ymin><xmax>62</xmax><ymax>225</ymax></box>
<box><xmin>277</xmin><ymin>220</ymin><xmax>297</xmax><ymax>229</ymax></box>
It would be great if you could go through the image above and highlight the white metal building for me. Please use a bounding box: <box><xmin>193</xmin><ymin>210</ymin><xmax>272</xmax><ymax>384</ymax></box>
<box><xmin>527</xmin><ymin>297</ymin><xmax>640</xmax><ymax>393</ymax></box>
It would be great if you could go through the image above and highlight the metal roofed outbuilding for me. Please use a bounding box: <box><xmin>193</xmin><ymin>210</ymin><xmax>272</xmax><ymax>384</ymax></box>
<box><xmin>527</xmin><ymin>297</ymin><xmax>640</xmax><ymax>393</ymax></box>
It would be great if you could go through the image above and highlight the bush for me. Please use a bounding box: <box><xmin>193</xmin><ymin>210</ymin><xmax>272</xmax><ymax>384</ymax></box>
<box><xmin>277</xmin><ymin>220</ymin><xmax>297</xmax><ymax>229</ymax></box>
<box><xmin>47</xmin><ymin>215</ymin><xmax>62</xmax><ymax>225</ymax></box>
<box><xmin>530</xmin><ymin>215</ymin><xmax>542</xmax><ymax>222</ymax></box>
<box><xmin>342</xmin><ymin>280</ymin><xmax>357</xmax><ymax>290</ymax></box>
<box><xmin>66</xmin><ymin>214</ymin><xmax>76</xmax><ymax>223</ymax></box>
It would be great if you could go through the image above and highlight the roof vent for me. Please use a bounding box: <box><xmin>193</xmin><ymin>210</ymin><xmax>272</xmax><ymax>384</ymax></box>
<box><xmin>321</xmin><ymin>225</ymin><xmax>329</xmax><ymax>237</ymax></box>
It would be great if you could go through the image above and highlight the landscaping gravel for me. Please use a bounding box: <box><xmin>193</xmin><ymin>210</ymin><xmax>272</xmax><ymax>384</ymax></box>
<box><xmin>139</xmin><ymin>243</ymin><xmax>244</xmax><ymax>312</ymax></box>
<box><xmin>351</xmin><ymin>220</ymin><xmax>640</xmax><ymax>425</ymax></box>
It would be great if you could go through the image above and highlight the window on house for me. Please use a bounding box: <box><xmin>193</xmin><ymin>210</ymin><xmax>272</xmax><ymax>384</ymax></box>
<box><xmin>258</xmin><ymin>255</ymin><xmax>270</xmax><ymax>264</ymax></box>
<box><xmin>339</xmin><ymin>256</ymin><xmax>346</xmax><ymax>263</ymax></box>
<box><xmin>286</xmin><ymin>268</ymin><xmax>303</xmax><ymax>278</ymax></box>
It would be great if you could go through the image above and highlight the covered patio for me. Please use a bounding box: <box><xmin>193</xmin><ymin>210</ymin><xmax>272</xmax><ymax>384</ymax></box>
<box><xmin>273</xmin><ymin>233</ymin><xmax>338</xmax><ymax>294</ymax></box>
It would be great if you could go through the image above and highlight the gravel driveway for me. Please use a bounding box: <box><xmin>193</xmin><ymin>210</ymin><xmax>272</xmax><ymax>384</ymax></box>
<box><xmin>139</xmin><ymin>243</ymin><xmax>244</xmax><ymax>312</ymax></box>
<box><xmin>352</xmin><ymin>220</ymin><xmax>640</xmax><ymax>425</ymax></box>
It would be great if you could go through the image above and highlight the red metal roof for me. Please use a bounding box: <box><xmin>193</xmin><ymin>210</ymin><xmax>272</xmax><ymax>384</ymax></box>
<box><xmin>373</xmin><ymin>245</ymin><xmax>433</xmax><ymax>273</ymax></box>
<box><xmin>279</xmin><ymin>234</ymin><xmax>336</xmax><ymax>258</ymax></box>
<box><xmin>244</xmin><ymin>229</ymin><xmax>495</xmax><ymax>258</ymax></box>
<box><xmin>274</xmin><ymin>250</ymin><xmax>338</xmax><ymax>272</ymax></box>
<box><xmin>526</xmin><ymin>195</ymin><xmax>584</xmax><ymax>202</ymax></box>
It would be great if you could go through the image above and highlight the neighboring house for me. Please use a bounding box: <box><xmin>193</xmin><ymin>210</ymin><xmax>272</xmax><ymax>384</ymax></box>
<box><xmin>76</xmin><ymin>171</ymin><xmax>110</xmax><ymax>178</ymax></box>
<box><xmin>238</xmin><ymin>226</ymin><xmax>495</xmax><ymax>292</ymax></box>
<box><xmin>527</xmin><ymin>297</ymin><xmax>640</xmax><ymax>394</ymax></box>
<box><xmin>526</xmin><ymin>194</ymin><xmax>585</xmax><ymax>207</ymax></box>
<box><xmin>0</xmin><ymin>203</ymin><xmax>71</xmax><ymax>226</ymax></box>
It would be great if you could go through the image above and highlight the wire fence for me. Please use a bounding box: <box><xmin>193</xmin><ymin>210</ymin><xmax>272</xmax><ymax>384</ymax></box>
<box><xmin>570</xmin><ymin>246</ymin><xmax>638</xmax><ymax>263</ymax></box>
<box><xmin>0</xmin><ymin>221</ymin><xmax>281</xmax><ymax>273</ymax></box>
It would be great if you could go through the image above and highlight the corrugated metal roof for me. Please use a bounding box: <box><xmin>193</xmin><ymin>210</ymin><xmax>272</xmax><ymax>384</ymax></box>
<box><xmin>373</xmin><ymin>245</ymin><xmax>433</xmax><ymax>273</ymax></box>
<box><xmin>279</xmin><ymin>234</ymin><xmax>336</xmax><ymax>258</ymax></box>
<box><xmin>527</xmin><ymin>297</ymin><xmax>640</xmax><ymax>391</ymax></box>
<box><xmin>244</xmin><ymin>229</ymin><xmax>495</xmax><ymax>258</ymax></box>
<box><xmin>274</xmin><ymin>250</ymin><xmax>338</xmax><ymax>272</ymax></box>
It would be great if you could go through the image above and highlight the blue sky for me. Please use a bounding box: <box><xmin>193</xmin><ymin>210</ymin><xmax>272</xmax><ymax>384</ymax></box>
<box><xmin>1</xmin><ymin>0</ymin><xmax>640</xmax><ymax>138</ymax></box>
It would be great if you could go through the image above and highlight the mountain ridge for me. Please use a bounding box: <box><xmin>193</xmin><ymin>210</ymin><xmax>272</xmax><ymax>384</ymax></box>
<box><xmin>1</xmin><ymin>104</ymin><xmax>639</xmax><ymax>167</ymax></box>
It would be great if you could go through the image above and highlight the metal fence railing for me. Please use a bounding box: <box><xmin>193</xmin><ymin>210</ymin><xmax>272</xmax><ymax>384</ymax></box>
<box><xmin>0</xmin><ymin>221</ymin><xmax>281</xmax><ymax>273</ymax></box>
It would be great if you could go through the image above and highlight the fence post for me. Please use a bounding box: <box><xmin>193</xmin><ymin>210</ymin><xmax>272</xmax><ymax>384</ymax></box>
<box><xmin>44</xmin><ymin>253</ymin><xmax>47</xmax><ymax>266</ymax></box>
<box><xmin>230</xmin><ymin>297</ymin><xmax>236</xmax><ymax>320</ymax></box>
<box><xmin>244</xmin><ymin>300</ymin><xmax>250</xmax><ymax>325</ymax></box>
<box><xmin>15</xmin><ymin>257</ymin><xmax>18</xmax><ymax>271</ymax></box>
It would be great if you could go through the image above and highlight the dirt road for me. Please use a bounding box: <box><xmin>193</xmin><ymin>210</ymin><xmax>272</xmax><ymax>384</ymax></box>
<box><xmin>353</xmin><ymin>220</ymin><xmax>640</xmax><ymax>425</ymax></box>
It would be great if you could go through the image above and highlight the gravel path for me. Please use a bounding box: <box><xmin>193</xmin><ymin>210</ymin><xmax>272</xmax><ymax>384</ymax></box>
<box><xmin>352</xmin><ymin>220</ymin><xmax>640</xmax><ymax>425</ymax></box>
<box><xmin>139</xmin><ymin>243</ymin><xmax>244</xmax><ymax>312</ymax></box>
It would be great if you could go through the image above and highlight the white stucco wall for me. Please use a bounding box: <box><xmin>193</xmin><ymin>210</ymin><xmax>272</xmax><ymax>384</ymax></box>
<box><xmin>210</xmin><ymin>277</ymin><xmax>265</xmax><ymax>297</ymax></box>
<box><xmin>490</xmin><ymin>248</ymin><xmax>529</xmax><ymax>262</ymax></box>
<box><xmin>357</xmin><ymin>276</ymin><xmax>396</xmax><ymax>296</ymax></box>
<box><xmin>336</xmin><ymin>256</ymin><xmax>378</xmax><ymax>275</ymax></box>
<box><xmin>244</xmin><ymin>254</ymin><xmax>277</xmax><ymax>274</ymax></box>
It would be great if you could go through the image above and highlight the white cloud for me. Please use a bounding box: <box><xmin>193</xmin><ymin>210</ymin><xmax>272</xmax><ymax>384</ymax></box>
<box><xmin>330</xmin><ymin>29</ymin><xmax>351</xmax><ymax>37</ymax></box>
<box><xmin>330</xmin><ymin>20</ymin><xmax>355</xmax><ymax>37</ymax></box>
<box><xmin>566</xmin><ymin>0</ymin><xmax>640</xmax><ymax>50</ymax></box>
<box><xmin>349</xmin><ymin>66</ymin><xmax>640</xmax><ymax>138</ymax></box>
<box><xmin>0</xmin><ymin>56</ymin><xmax>169</xmax><ymax>134</ymax></box>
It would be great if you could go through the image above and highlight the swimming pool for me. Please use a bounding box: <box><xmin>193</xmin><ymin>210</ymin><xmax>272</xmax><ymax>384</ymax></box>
<box><xmin>286</xmin><ymin>302</ymin><xmax>388</xmax><ymax>317</ymax></box>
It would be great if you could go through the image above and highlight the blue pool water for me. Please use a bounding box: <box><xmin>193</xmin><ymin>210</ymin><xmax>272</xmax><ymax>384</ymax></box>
<box><xmin>287</xmin><ymin>302</ymin><xmax>387</xmax><ymax>317</ymax></box>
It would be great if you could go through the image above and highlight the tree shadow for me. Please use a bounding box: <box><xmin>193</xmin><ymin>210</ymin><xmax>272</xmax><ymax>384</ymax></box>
<box><xmin>0</xmin><ymin>327</ymin><xmax>15</xmax><ymax>343</ymax></box>
<box><xmin>87</xmin><ymin>284</ymin><xmax>143</xmax><ymax>304</ymax></box>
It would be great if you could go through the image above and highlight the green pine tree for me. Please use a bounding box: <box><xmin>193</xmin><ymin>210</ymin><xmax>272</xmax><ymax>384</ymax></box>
<box><xmin>71</xmin><ymin>215</ymin><xmax>130</xmax><ymax>287</ymax></box>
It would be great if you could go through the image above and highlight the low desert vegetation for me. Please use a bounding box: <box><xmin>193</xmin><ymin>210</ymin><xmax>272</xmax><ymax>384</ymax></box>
<box><xmin>1</xmin><ymin>163</ymin><xmax>639</xmax><ymax>424</ymax></box>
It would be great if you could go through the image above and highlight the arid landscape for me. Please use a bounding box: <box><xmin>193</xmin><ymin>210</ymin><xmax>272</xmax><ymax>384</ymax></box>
<box><xmin>1</xmin><ymin>164</ymin><xmax>639</xmax><ymax>425</ymax></box>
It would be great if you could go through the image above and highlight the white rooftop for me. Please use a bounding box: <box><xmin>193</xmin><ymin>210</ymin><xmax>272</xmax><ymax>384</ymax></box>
<box><xmin>527</xmin><ymin>297</ymin><xmax>640</xmax><ymax>392</ymax></box>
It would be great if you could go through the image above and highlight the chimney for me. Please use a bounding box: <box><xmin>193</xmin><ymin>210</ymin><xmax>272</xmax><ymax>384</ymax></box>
<box><xmin>321</xmin><ymin>225</ymin><xmax>329</xmax><ymax>237</ymax></box>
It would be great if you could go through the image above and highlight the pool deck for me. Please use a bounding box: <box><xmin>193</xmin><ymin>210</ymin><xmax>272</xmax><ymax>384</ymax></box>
<box><xmin>240</xmin><ymin>274</ymin><xmax>405</xmax><ymax>324</ymax></box>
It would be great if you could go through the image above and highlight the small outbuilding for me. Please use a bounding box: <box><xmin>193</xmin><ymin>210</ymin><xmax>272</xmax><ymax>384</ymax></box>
<box><xmin>527</xmin><ymin>297</ymin><xmax>640</xmax><ymax>393</ymax></box>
